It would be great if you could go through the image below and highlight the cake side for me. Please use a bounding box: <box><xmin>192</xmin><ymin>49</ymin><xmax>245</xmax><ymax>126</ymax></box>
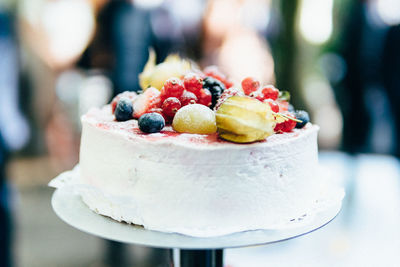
<box><xmin>79</xmin><ymin>112</ymin><xmax>321</xmax><ymax>236</ymax></box>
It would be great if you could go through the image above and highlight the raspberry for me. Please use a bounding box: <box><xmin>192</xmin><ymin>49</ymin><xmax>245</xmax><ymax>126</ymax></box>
<box><xmin>203</xmin><ymin>65</ymin><xmax>233</xmax><ymax>88</ymax></box>
<box><xmin>241</xmin><ymin>77</ymin><xmax>260</xmax><ymax>95</ymax></box>
<box><xmin>180</xmin><ymin>90</ymin><xmax>198</xmax><ymax>106</ymax></box>
<box><xmin>274</xmin><ymin>113</ymin><xmax>297</xmax><ymax>133</ymax></box>
<box><xmin>198</xmin><ymin>89</ymin><xmax>212</xmax><ymax>107</ymax></box>
<box><xmin>260</xmin><ymin>85</ymin><xmax>279</xmax><ymax>101</ymax></box>
<box><xmin>162</xmin><ymin>97</ymin><xmax>181</xmax><ymax>120</ymax></box>
<box><xmin>183</xmin><ymin>73</ymin><xmax>203</xmax><ymax>97</ymax></box>
<box><xmin>264</xmin><ymin>99</ymin><xmax>279</xmax><ymax>113</ymax></box>
<box><xmin>161</xmin><ymin>77</ymin><xmax>185</xmax><ymax>100</ymax></box>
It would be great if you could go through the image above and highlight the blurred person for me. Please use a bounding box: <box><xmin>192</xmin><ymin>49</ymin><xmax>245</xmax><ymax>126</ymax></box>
<box><xmin>0</xmin><ymin>5</ymin><xmax>30</xmax><ymax>267</ymax></box>
<box><xmin>383</xmin><ymin>24</ymin><xmax>400</xmax><ymax>157</ymax></box>
<box><xmin>202</xmin><ymin>0</ymin><xmax>275</xmax><ymax>84</ymax></box>
<box><xmin>330</xmin><ymin>0</ymin><xmax>393</xmax><ymax>154</ymax></box>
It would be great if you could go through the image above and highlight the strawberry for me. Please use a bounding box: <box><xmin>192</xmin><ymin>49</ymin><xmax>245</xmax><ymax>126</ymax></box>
<box><xmin>133</xmin><ymin>87</ymin><xmax>162</xmax><ymax>119</ymax></box>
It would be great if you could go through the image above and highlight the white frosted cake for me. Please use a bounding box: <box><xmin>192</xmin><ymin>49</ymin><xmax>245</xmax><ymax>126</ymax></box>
<box><xmin>52</xmin><ymin>57</ymin><xmax>335</xmax><ymax>237</ymax></box>
<box><xmin>78</xmin><ymin>105</ymin><xmax>321</xmax><ymax>237</ymax></box>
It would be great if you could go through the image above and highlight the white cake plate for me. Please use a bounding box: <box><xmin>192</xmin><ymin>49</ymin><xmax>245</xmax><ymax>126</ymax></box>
<box><xmin>51</xmin><ymin>188</ymin><xmax>342</xmax><ymax>266</ymax></box>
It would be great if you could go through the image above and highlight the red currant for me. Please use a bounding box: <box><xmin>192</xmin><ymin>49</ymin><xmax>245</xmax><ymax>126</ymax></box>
<box><xmin>162</xmin><ymin>97</ymin><xmax>181</xmax><ymax>120</ymax></box>
<box><xmin>180</xmin><ymin>90</ymin><xmax>198</xmax><ymax>106</ymax></box>
<box><xmin>274</xmin><ymin>113</ymin><xmax>297</xmax><ymax>133</ymax></box>
<box><xmin>198</xmin><ymin>89</ymin><xmax>212</xmax><ymax>107</ymax></box>
<box><xmin>161</xmin><ymin>78</ymin><xmax>185</xmax><ymax>99</ymax></box>
<box><xmin>260</xmin><ymin>85</ymin><xmax>279</xmax><ymax>101</ymax></box>
<box><xmin>264</xmin><ymin>99</ymin><xmax>279</xmax><ymax>113</ymax></box>
<box><xmin>183</xmin><ymin>73</ymin><xmax>203</xmax><ymax>97</ymax></box>
<box><xmin>241</xmin><ymin>77</ymin><xmax>260</xmax><ymax>95</ymax></box>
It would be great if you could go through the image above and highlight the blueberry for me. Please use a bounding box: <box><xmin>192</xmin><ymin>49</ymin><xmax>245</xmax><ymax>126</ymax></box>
<box><xmin>287</xmin><ymin>104</ymin><xmax>295</xmax><ymax>113</ymax></box>
<box><xmin>295</xmin><ymin>110</ymin><xmax>310</xmax><ymax>128</ymax></box>
<box><xmin>203</xmin><ymin>77</ymin><xmax>225</xmax><ymax>108</ymax></box>
<box><xmin>138</xmin><ymin>113</ymin><xmax>165</xmax><ymax>133</ymax></box>
<box><xmin>115</xmin><ymin>98</ymin><xmax>133</xmax><ymax>121</ymax></box>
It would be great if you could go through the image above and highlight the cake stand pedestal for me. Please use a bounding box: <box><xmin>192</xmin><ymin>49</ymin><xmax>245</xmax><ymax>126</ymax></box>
<box><xmin>51</xmin><ymin>188</ymin><xmax>341</xmax><ymax>267</ymax></box>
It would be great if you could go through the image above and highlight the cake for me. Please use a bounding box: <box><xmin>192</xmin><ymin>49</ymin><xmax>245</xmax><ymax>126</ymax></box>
<box><xmin>79</xmin><ymin>107</ymin><xmax>320</xmax><ymax>237</ymax></box>
<box><xmin>70</xmin><ymin>55</ymin><xmax>328</xmax><ymax>237</ymax></box>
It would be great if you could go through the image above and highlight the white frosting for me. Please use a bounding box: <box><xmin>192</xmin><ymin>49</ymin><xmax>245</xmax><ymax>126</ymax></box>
<box><xmin>78</xmin><ymin>107</ymin><xmax>323</xmax><ymax>237</ymax></box>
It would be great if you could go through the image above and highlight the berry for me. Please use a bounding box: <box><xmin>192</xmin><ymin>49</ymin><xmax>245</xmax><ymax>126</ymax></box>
<box><xmin>241</xmin><ymin>77</ymin><xmax>260</xmax><ymax>95</ymax></box>
<box><xmin>288</xmin><ymin>104</ymin><xmax>295</xmax><ymax>113</ymax></box>
<box><xmin>198</xmin><ymin>89</ymin><xmax>212</xmax><ymax>107</ymax></box>
<box><xmin>138</xmin><ymin>113</ymin><xmax>165</xmax><ymax>133</ymax></box>
<box><xmin>133</xmin><ymin>87</ymin><xmax>162</xmax><ymax>119</ymax></box>
<box><xmin>111</xmin><ymin>91</ymin><xmax>137</xmax><ymax>114</ymax></box>
<box><xmin>214</xmin><ymin>87</ymin><xmax>243</xmax><ymax>110</ymax></box>
<box><xmin>274</xmin><ymin>113</ymin><xmax>297</xmax><ymax>133</ymax></box>
<box><xmin>204</xmin><ymin>65</ymin><xmax>233</xmax><ymax>88</ymax></box>
<box><xmin>162</xmin><ymin>97</ymin><xmax>181</xmax><ymax>120</ymax></box>
<box><xmin>294</xmin><ymin>110</ymin><xmax>310</xmax><ymax>128</ymax></box>
<box><xmin>263</xmin><ymin>99</ymin><xmax>279</xmax><ymax>113</ymax></box>
<box><xmin>114</xmin><ymin>98</ymin><xmax>134</xmax><ymax>121</ymax></box>
<box><xmin>172</xmin><ymin>104</ymin><xmax>217</xmax><ymax>134</ymax></box>
<box><xmin>203</xmin><ymin>76</ymin><xmax>225</xmax><ymax>109</ymax></box>
<box><xmin>180</xmin><ymin>90</ymin><xmax>198</xmax><ymax>106</ymax></box>
<box><xmin>161</xmin><ymin>77</ymin><xmax>185</xmax><ymax>99</ymax></box>
<box><xmin>183</xmin><ymin>72</ymin><xmax>203</xmax><ymax>97</ymax></box>
<box><xmin>260</xmin><ymin>85</ymin><xmax>279</xmax><ymax>101</ymax></box>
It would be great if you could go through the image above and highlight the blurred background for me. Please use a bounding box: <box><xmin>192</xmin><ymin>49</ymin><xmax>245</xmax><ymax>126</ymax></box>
<box><xmin>1</xmin><ymin>0</ymin><xmax>400</xmax><ymax>266</ymax></box>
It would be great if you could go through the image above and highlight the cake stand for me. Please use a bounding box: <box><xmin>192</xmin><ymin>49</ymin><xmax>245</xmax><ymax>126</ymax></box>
<box><xmin>51</xmin><ymin>188</ymin><xmax>342</xmax><ymax>267</ymax></box>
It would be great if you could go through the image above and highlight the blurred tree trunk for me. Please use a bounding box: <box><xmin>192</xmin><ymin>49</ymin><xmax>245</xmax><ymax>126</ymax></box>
<box><xmin>273</xmin><ymin>0</ymin><xmax>301</xmax><ymax>108</ymax></box>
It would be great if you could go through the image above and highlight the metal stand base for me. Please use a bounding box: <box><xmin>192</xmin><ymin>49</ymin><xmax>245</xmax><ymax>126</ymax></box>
<box><xmin>180</xmin><ymin>249</ymin><xmax>223</xmax><ymax>267</ymax></box>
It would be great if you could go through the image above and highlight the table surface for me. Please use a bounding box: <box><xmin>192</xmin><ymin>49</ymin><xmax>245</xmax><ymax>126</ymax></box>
<box><xmin>52</xmin><ymin>184</ymin><xmax>342</xmax><ymax>250</ymax></box>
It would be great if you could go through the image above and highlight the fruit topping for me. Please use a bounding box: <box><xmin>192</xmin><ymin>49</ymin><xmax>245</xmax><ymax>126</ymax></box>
<box><xmin>114</xmin><ymin>98</ymin><xmax>134</xmax><ymax>121</ymax></box>
<box><xmin>111</xmin><ymin>91</ymin><xmax>137</xmax><ymax>114</ymax></box>
<box><xmin>180</xmin><ymin>90</ymin><xmax>198</xmax><ymax>106</ymax></box>
<box><xmin>253</xmin><ymin>85</ymin><xmax>279</xmax><ymax>101</ymax></box>
<box><xmin>215</xmin><ymin>96</ymin><xmax>276</xmax><ymax>143</ymax></box>
<box><xmin>139</xmin><ymin>49</ymin><xmax>191</xmax><ymax>90</ymax></box>
<box><xmin>263</xmin><ymin>99</ymin><xmax>280</xmax><ymax>113</ymax></box>
<box><xmin>214</xmin><ymin>87</ymin><xmax>244</xmax><ymax>110</ymax></box>
<box><xmin>172</xmin><ymin>104</ymin><xmax>217</xmax><ymax>134</ymax></box>
<box><xmin>294</xmin><ymin>110</ymin><xmax>310</xmax><ymax>128</ymax></box>
<box><xmin>133</xmin><ymin>87</ymin><xmax>162</xmax><ymax>119</ymax></box>
<box><xmin>138</xmin><ymin>112</ymin><xmax>165</xmax><ymax>133</ymax></box>
<box><xmin>162</xmin><ymin>97</ymin><xmax>181</xmax><ymax>121</ymax></box>
<box><xmin>203</xmin><ymin>65</ymin><xmax>233</xmax><ymax>88</ymax></box>
<box><xmin>241</xmin><ymin>77</ymin><xmax>260</xmax><ymax>95</ymax></box>
<box><xmin>274</xmin><ymin>112</ymin><xmax>297</xmax><ymax>133</ymax></box>
<box><xmin>161</xmin><ymin>77</ymin><xmax>185</xmax><ymax>99</ymax></box>
<box><xmin>203</xmin><ymin>76</ymin><xmax>226</xmax><ymax>109</ymax></box>
<box><xmin>197</xmin><ymin>89</ymin><xmax>212</xmax><ymax>107</ymax></box>
<box><xmin>183</xmin><ymin>72</ymin><xmax>203</xmax><ymax>97</ymax></box>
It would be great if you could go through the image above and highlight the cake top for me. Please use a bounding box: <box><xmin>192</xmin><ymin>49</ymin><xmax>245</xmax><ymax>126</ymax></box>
<box><xmin>84</xmin><ymin>105</ymin><xmax>317</xmax><ymax>148</ymax></box>
<box><xmin>101</xmin><ymin>51</ymin><xmax>312</xmax><ymax>144</ymax></box>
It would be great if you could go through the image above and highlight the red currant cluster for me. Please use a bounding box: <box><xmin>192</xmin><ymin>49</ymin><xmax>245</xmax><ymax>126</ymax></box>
<box><xmin>240</xmin><ymin>77</ymin><xmax>297</xmax><ymax>133</ymax></box>
<box><xmin>158</xmin><ymin>73</ymin><xmax>210</xmax><ymax>122</ymax></box>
